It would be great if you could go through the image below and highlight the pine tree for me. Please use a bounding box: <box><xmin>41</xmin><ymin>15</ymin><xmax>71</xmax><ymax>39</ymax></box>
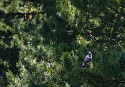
<box><xmin>0</xmin><ymin>0</ymin><xmax>125</xmax><ymax>87</ymax></box>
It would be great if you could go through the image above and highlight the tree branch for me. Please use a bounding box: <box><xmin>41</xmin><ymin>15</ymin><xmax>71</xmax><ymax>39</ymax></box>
<box><xmin>0</xmin><ymin>11</ymin><xmax>44</xmax><ymax>18</ymax></box>
<box><xmin>106</xmin><ymin>5</ymin><xmax>125</xmax><ymax>17</ymax></box>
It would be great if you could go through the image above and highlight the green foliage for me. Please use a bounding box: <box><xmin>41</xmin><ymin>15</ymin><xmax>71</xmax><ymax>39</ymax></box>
<box><xmin>0</xmin><ymin>0</ymin><xmax>125</xmax><ymax>87</ymax></box>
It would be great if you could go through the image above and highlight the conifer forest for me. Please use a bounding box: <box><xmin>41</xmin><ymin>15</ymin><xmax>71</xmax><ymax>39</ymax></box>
<box><xmin>0</xmin><ymin>0</ymin><xmax>125</xmax><ymax>87</ymax></box>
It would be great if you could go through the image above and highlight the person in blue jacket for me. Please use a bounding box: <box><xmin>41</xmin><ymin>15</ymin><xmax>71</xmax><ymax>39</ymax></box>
<box><xmin>82</xmin><ymin>51</ymin><xmax>92</xmax><ymax>69</ymax></box>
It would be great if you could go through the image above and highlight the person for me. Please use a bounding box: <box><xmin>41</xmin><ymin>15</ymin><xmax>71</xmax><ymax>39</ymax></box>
<box><xmin>82</xmin><ymin>51</ymin><xmax>92</xmax><ymax>69</ymax></box>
